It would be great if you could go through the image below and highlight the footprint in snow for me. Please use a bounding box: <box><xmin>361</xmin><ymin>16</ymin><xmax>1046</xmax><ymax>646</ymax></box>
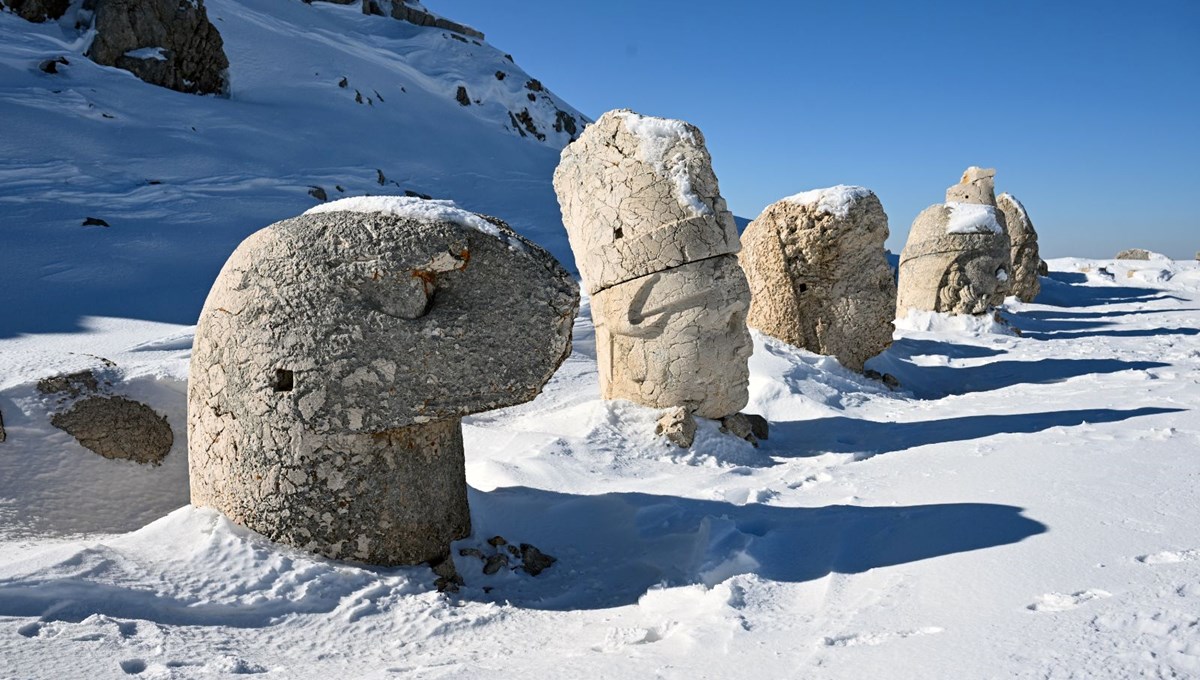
<box><xmin>1137</xmin><ymin>549</ymin><xmax>1199</xmax><ymax>565</ymax></box>
<box><xmin>822</xmin><ymin>627</ymin><xmax>944</xmax><ymax>647</ymax></box>
<box><xmin>1027</xmin><ymin>589</ymin><xmax>1112</xmax><ymax>612</ymax></box>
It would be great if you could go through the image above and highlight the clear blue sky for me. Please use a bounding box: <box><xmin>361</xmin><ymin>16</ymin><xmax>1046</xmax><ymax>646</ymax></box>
<box><xmin>451</xmin><ymin>0</ymin><xmax>1199</xmax><ymax>259</ymax></box>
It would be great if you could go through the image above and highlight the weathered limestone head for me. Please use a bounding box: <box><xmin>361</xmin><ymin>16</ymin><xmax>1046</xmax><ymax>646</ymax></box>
<box><xmin>996</xmin><ymin>193</ymin><xmax>1041</xmax><ymax>303</ymax></box>
<box><xmin>739</xmin><ymin>186</ymin><xmax>897</xmax><ymax>372</ymax></box>
<box><xmin>553</xmin><ymin>109</ymin><xmax>740</xmax><ymax>295</ymax></box>
<box><xmin>553</xmin><ymin>109</ymin><xmax>751</xmax><ymax>419</ymax></box>
<box><xmin>896</xmin><ymin>169</ymin><xmax>1012</xmax><ymax>317</ymax></box>
<box><xmin>189</xmin><ymin>197</ymin><xmax>579</xmax><ymax>565</ymax></box>
<box><xmin>945</xmin><ymin>166</ymin><xmax>997</xmax><ymax>205</ymax></box>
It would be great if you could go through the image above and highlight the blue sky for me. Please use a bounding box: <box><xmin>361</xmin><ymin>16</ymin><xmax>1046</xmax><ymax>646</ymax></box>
<box><xmin>452</xmin><ymin>1</ymin><xmax>1199</xmax><ymax>258</ymax></box>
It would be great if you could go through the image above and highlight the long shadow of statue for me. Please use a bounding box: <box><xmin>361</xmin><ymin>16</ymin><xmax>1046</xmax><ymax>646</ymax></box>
<box><xmin>765</xmin><ymin>407</ymin><xmax>1182</xmax><ymax>459</ymax></box>
<box><xmin>455</xmin><ymin>487</ymin><xmax>1046</xmax><ymax>611</ymax></box>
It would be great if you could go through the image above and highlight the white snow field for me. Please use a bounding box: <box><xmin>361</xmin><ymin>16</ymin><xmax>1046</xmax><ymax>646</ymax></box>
<box><xmin>1</xmin><ymin>257</ymin><xmax>1198</xmax><ymax>679</ymax></box>
<box><xmin>3</xmin><ymin>2</ymin><xmax>1200</xmax><ymax>678</ymax></box>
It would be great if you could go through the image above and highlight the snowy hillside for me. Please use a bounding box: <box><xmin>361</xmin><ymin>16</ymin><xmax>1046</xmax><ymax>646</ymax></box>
<box><xmin>0</xmin><ymin>0</ymin><xmax>585</xmax><ymax>338</ymax></box>
<box><xmin>2</xmin><ymin>255</ymin><xmax>1199</xmax><ymax>678</ymax></box>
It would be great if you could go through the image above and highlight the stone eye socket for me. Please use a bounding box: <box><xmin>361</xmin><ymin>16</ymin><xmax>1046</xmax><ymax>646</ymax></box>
<box><xmin>272</xmin><ymin>369</ymin><xmax>294</xmax><ymax>392</ymax></box>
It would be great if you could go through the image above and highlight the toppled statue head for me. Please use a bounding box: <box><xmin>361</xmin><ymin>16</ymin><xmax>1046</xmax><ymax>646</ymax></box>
<box><xmin>188</xmin><ymin>197</ymin><xmax>579</xmax><ymax>565</ymax></box>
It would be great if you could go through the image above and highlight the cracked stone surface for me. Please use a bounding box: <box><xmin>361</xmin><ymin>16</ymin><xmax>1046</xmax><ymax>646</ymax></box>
<box><xmin>897</xmin><ymin>169</ymin><xmax>1012</xmax><ymax>317</ymax></box>
<box><xmin>553</xmin><ymin>109</ymin><xmax>740</xmax><ymax>295</ymax></box>
<box><xmin>655</xmin><ymin>406</ymin><xmax>696</xmax><ymax>448</ymax></box>
<box><xmin>591</xmin><ymin>255</ymin><xmax>751</xmax><ymax>419</ymax></box>
<box><xmin>87</xmin><ymin>0</ymin><xmax>230</xmax><ymax>96</ymax></box>
<box><xmin>554</xmin><ymin>109</ymin><xmax>750</xmax><ymax>418</ymax></box>
<box><xmin>188</xmin><ymin>209</ymin><xmax>578</xmax><ymax>566</ymax></box>
<box><xmin>739</xmin><ymin>188</ymin><xmax>896</xmax><ymax>371</ymax></box>
<box><xmin>50</xmin><ymin>396</ymin><xmax>173</xmax><ymax>466</ymax></box>
<box><xmin>997</xmin><ymin>192</ymin><xmax>1042</xmax><ymax>302</ymax></box>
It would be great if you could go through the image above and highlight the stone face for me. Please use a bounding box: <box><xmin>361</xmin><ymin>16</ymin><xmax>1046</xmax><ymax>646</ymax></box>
<box><xmin>1</xmin><ymin>0</ymin><xmax>70</xmax><ymax>22</ymax></box>
<box><xmin>555</xmin><ymin>109</ymin><xmax>750</xmax><ymax>419</ymax></box>
<box><xmin>1116</xmin><ymin>249</ymin><xmax>1152</xmax><ymax>260</ymax></box>
<box><xmin>553</xmin><ymin>109</ymin><xmax>740</xmax><ymax>295</ymax></box>
<box><xmin>591</xmin><ymin>255</ymin><xmax>751</xmax><ymax>419</ymax></box>
<box><xmin>996</xmin><ymin>193</ymin><xmax>1041</xmax><ymax>303</ymax></box>
<box><xmin>188</xmin><ymin>205</ymin><xmax>578</xmax><ymax>566</ymax></box>
<box><xmin>50</xmin><ymin>396</ymin><xmax>173</xmax><ymax>465</ymax></box>
<box><xmin>896</xmin><ymin>169</ymin><xmax>1012</xmax><ymax>317</ymax></box>
<box><xmin>739</xmin><ymin>186</ymin><xmax>896</xmax><ymax>371</ymax></box>
<box><xmin>87</xmin><ymin>0</ymin><xmax>230</xmax><ymax>96</ymax></box>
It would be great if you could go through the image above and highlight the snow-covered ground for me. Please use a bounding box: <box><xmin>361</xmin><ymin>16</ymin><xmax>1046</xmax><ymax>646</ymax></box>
<box><xmin>1</xmin><ymin>256</ymin><xmax>1198</xmax><ymax>679</ymax></box>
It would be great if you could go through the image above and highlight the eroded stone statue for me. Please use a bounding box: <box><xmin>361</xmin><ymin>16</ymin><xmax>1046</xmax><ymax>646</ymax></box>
<box><xmin>739</xmin><ymin>185</ymin><xmax>896</xmax><ymax>371</ymax></box>
<box><xmin>188</xmin><ymin>197</ymin><xmax>578</xmax><ymax>566</ymax></box>
<box><xmin>896</xmin><ymin>167</ymin><xmax>1012</xmax><ymax>317</ymax></box>
<box><xmin>996</xmin><ymin>193</ymin><xmax>1042</xmax><ymax>302</ymax></box>
<box><xmin>553</xmin><ymin>109</ymin><xmax>751</xmax><ymax>419</ymax></box>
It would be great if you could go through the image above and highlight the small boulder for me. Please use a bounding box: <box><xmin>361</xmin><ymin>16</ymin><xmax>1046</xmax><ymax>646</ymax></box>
<box><xmin>307</xmin><ymin>186</ymin><xmax>328</xmax><ymax>202</ymax></box>
<box><xmin>455</xmin><ymin>85</ymin><xmax>470</xmax><ymax>106</ymax></box>
<box><xmin>720</xmin><ymin>412</ymin><xmax>757</xmax><ymax>445</ymax></box>
<box><xmin>82</xmin><ymin>217</ymin><xmax>110</xmax><ymax>227</ymax></box>
<box><xmin>0</xmin><ymin>407</ymin><xmax>6</xmax><ymax>443</ymax></box>
<box><xmin>1116</xmin><ymin>249</ymin><xmax>1152</xmax><ymax>261</ymax></box>
<box><xmin>518</xmin><ymin>543</ymin><xmax>555</xmax><ymax>576</ymax></box>
<box><xmin>655</xmin><ymin>407</ymin><xmax>696</xmax><ymax>448</ymax></box>
<box><xmin>50</xmin><ymin>396</ymin><xmax>173</xmax><ymax>465</ymax></box>
<box><xmin>482</xmin><ymin>553</ymin><xmax>508</xmax><ymax>575</ymax></box>
<box><xmin>37</xmin><ymin>369</ymin><xmax>100</xmax><ymax>397</ymax></box>
<box><xmin>745</xmin><ymin>413</ymin><xmax>769</xmax><ymax>441</ymax></box>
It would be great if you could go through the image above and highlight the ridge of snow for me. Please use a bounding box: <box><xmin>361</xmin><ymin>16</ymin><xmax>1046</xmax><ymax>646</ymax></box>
<box><xmin>304</xmin><ymin>195</ymin><xmax>504</xmax><ymax>239</ymax></box>
<box><xmin>614</xmin><ymin>110</ymin><xmax>713</xmax><ymax>218</ymax></box>
<box><xmin>782</xmin><ymin>184</ymin><xmax>873</xmax><ymax>218</ymax></box>
<box><xmin>945</xmin><ymin>202</ymin><xmax>1003</xmax><ymax>234</ymax></box>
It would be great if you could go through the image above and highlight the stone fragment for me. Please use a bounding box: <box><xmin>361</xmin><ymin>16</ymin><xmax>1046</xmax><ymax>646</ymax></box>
<box><xmin>0</xmin><ymin>407</ymin><xmax>6</xmax><ymax>443</ymax></box>
<box><xmin>82</xmin><ymin>217</ymin><xmax>110</xmax><ymax>228</ymax></box>
<box><xmin>519</xmin><ymin>543</ymin><xmax>555</xmax><ymax>576</ymax></box>
<box><xmin>483</xmin><ymin>553</ymin><xmax>508</xmax><ymax>575</ymax></box>
<box><xmin>720</xmin><ymin>412</ymin><xmax>756</xmax><ymax>444</ymax></box>
<box><xmin>87</xmin><ymin>0</ymin><xmax>230</xmax><ymax>96</ymax></box>
<box><xmin>188</xmin><ymin>198</ymin><xmax>578</xmax><ymax>566</ymax></box>
<box><xmin>1116</xmin><ymin>249</ymin><xmax>1152</xmax><ymax>260</ymax></box>
<box><xmin>745</xmin><ymin>414</ymin><xmax>769</xmax><ymax>441</ymax></box>
<box><xmin>740</xmin><ymin>186</ymin><xmax>896</xmax><ymax>371</ymax></box>
<box><xmin>996</xmin><ymin>193</ymin><xmax>1042</xmax><ymax>302</ymax></box>
<box><xmin>487</xmin><ymin>535</ymin><xmax>507</xmax><ymax>547</ymax></box>
<box><xmin>555</xmin><ymin>110</ymin><xmax>750</xmax><ymax>419</ymax></box>
<box><xmin>430</xmin><ymin>555</ymin><xmax>463</xmax><ymax>593</ymax></box>
<box><xmin>51</xmin><ymin>396</ymin><xmax>173</xmax><ymax>465</ymax></box>
<box><xmin>307</xmin><ymin>186</ymin><xmax>327</xmax><ymax>202</ymax></box>
<box><xmin>37</xmin><ymin>369</ymin><xmax>99</xmax><ymax>397</ymax></box>
<box><xmin>459</xmin><ymin>547</ymin><xmax>484</xmax><ymax>560</ymax></box>
<box><xmin>896</xmin><ymin>168</ymin><xmax>1012</xmax><ymax>317</ymax></box>
<box><xmin>655</xmin><ymin>407</ymin><xmax>696</xmax><ymax>448</ymax></box>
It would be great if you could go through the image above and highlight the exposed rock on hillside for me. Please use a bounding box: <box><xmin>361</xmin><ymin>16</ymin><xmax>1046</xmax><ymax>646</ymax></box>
<box><xmin>362</xmin><ymin>0</ymin><xmax>484</xmax><ymax>39</ymax></box>
<box><xmin>0</xmin><ymin>0</ymin><xmax>70</xmax><ymax>22</ymax></box>
<box><xmin>87</xmin><ymin>0</ymin><xmax>230</xmax><ymax>96</ymax></box>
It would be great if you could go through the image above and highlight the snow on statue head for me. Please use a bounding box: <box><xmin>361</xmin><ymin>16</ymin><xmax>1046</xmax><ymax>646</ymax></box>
<box><xmin>187</xmin><ymin>197</ymin><xmax>579</xmax><ymax>566</ymax></box>
<box><xmin>896</xmin><ymin>167</ymin><xmax>1012</xmax><ymax>318</ymax></box>
<box><xmin>553</xmin><ymin>109</ymin><xmax>751</xmax><ymax>419</ymax></box>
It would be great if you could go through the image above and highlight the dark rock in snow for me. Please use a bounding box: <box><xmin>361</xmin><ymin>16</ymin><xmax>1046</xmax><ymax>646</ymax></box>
<box><xmin>82</xmin><ymin>217</ymin><xmax>110</xmax><ymax>227</ymax></box>
<box><xmin>87</xmin><ymin>0</ymin><xmax>230</xmax><ymax>96</ymax></box>
<box><xmin>745</xmin><ymin>413</ymin><xmax>769</xmax><ymax>441</ymax></box>
<box><xmin>307</xmin><ymin>186</ymin><xmax>328</xmax><ymax>201</ymax></box>
<box><xmin>487</xmin><ymin>535</ymin><xmax>507</xmax><ymax>547</ymax></box>
<box><xmin>38</xmin><ymin>369</ymin><xmax>100</xmax><ymax>397</ymax></box>
<box><xmin>519</xmin><ymin>544</ymin><xmax>555</xmax><ymax>576</ymax></box>
<box><xmin>362</xmin><ymin>0</ymin><xmax>484</xmax><ymax>40</ymax></box>
<box><xmin>0</xmin><ymin>407</ymin><xmax>6</xmax><ymax>443</ymax></box>
<box><xmin>1</xmin><ymin>0</ymin><xmax>70</xmax><ymax>22</ymax></box>
<box><xmin>482</xmin><ymin>553</ymin><xmax>508</xmax><ymax>575</ymax></box>
<box><xmin>455</xmin><ymin>85</ymin><xmax>470</xmax><ymax>106</ymax></box>
<box><xmin>39</xmin><ymin>56</ymin><xmax>68</xmax><ymax>73</ymax></box>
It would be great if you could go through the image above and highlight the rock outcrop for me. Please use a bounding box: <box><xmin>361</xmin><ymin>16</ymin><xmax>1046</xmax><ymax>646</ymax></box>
<box><xmin>362</xmin><ymin>0</ymin><xmax>484</xmax><ymax>39</ymax></box>
<box><xmin>740</xmin><ymin>185</ymin><xmax>896</xmax><ymax>371</ymax></box>
<box><xmin>188</xmin><ymin>197</ymin><xmax>578</xmax><ymax>566</ymax></box>
<box><xmin>1116</xmin><ymin>249</ymin><xmax>1152</xmax><ymax>260</ymax></box>
<box><xmin>896</xmin><ymin>167</ymin><xmax>1012</xmax><ymax>317</ymax></box>
<box><xmin>553</xmin><ymin>109</ymin><xmax>751</xmax><ymax>419</ymax></box>
<box><xmin>996</xmin><ymin>192</ymin><xmax>1041</xmax><ymax>302</ymax></box>
<box><xmin>0</xmin><ymin>0</ymin><xmax>70</xmax><ymax>22</ymax></box>
<box><xmin>87</xmin><ymin>0</ymin><xmax>230</xmax><ymax>96</ymax></box>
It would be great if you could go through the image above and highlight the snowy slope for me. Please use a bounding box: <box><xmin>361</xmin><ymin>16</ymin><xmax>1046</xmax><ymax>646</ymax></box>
<box><xmin>0</xmin><ymin>0</ymin><xmax>585</xmax><ymax>338</ymax></box>
<box><xmin>1</xmin><ymin>258</ymin><xmax>1198</xmax><ymax>679</ymax></box>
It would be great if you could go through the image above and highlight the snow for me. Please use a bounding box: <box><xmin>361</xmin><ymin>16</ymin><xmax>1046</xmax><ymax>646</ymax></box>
<box><xmin>122</xmin><ymin>47</ymin><xmax>167</xmax><ymax>62</ymax></box>
<box><xmin>945</xmin><ymin>202</ymin><xmax>1003</xmax><ymax>234</ymax></box>
<box><xmin>304</xmin><ymin>195</ymin><xmax>509</xmax><ymax>241</ymax></box>
<box><xmin>3</xmin><ymin>258</ymin><xmax>1200</xmax><ymax>678</ymax></box>
<box><xmin>614</xmin><ymin>110</ymin><xmax>713</xmax><ymax>217</ymax></box>
<box><xmin>782</xmin><ymin>184</ymin><xmax>873</xmax><ymax>218</ymax></box>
